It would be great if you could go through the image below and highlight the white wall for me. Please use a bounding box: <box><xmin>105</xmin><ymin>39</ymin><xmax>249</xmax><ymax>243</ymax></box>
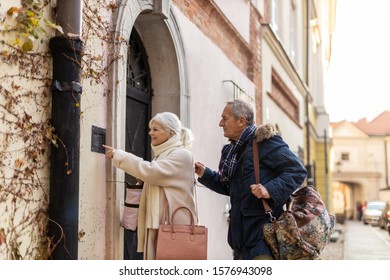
<box><xmin>173</xmin><ymin>5</ymin><xmax>255</xmax><ymax>259</ymax></box>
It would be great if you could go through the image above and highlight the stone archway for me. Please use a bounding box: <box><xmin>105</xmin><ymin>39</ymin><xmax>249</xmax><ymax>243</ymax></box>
<box><xmin>105</xmin><ymin>0</ymin><xmax>188</xmax><ymax>259</ymax></box>
<box><xmin>332</xmin><ymin>178</ymin><xmax>365</xmax><ymax>223</ymax></box>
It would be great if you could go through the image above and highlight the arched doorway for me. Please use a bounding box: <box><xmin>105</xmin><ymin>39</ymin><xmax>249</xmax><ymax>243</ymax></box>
<box><xmin>332</xmin><ymin>180</ymin><xmax>364</xmax><ymax>223</ymax></box>
<box><xmin>107</xmin><ymin>1</ymin><xmax>189</xmax><ymax>259</ymax></box>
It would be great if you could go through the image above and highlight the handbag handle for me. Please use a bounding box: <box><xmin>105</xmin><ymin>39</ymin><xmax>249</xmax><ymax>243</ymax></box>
<box><xmin>170</xmin><ymin>206</ymin><xmax>196</xmax><ymax>234</ymax></box>
<box><xmin>252</xmin><ymin>138</ymin><xmax>275</xmax><ymax>221</ymax></box>
<box><xmin>162</xmin><ymin>180</ymin><xmax>200</xmax><ymax>225</ymax></box>
<box><xmin>194</xmin><ymin>179</ymin><xmax>202</xmax><ymax>225</ymax></box>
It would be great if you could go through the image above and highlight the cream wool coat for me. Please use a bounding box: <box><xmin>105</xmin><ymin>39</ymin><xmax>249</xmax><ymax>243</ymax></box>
<box><xmin>112</xmin><ymin>135</ymin><xmax>197</xmax><ymax>259</ymax></box>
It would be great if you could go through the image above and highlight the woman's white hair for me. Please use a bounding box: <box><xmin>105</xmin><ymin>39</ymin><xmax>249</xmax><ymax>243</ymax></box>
<box><xmin>149</xmin><ymin>112</ymin><xmax>195</xmax><ymax>149</ymax></box>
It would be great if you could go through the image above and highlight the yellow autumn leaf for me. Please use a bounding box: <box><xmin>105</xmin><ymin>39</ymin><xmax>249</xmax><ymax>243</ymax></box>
<box><xmin>25</xmin><ymin>10</ymin><xmax>36</xmax><ymax>18</ymax></box>
<box><xmin>29</xmin><ymin>17</ymin><xmax>39</xmax><ymax>27</ymax></box>
<box><xmin>7</xmin><ymin>7</ymin><xmax>20</xmax><ymax>16</ymax></box>
<box><xmin>44</xmin><ymin>19</ymin><xmax>64</xmax><ymax>34</ymax></box>
<box><xmin>13</xmin><ymin>37</ymin><xmax>21</xmax><ymax>46</ymax></box>
<box><xmin>15</xmin><ymin>159</ymin><xmax>24</xmax><ymax>168</ymax></box>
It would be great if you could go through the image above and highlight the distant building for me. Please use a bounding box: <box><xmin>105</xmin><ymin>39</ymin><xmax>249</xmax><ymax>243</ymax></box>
<box><xmin>331</xmin><ymin>111</ymin><xmax>390</xmax><ymax>221</ymax></box>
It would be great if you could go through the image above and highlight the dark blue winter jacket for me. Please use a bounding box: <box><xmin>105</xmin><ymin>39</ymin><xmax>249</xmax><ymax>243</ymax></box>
<box><xmin>198</xmin><ymin>124</ymin><xmax>307</xmax><ymax>259</ymax></box>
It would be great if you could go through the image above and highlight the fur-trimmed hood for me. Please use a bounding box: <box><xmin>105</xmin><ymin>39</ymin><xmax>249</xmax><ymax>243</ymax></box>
<box><xmin>255</xmin><ymin>123</ymin><xmax>277</xmax><ymax>142</ymax></box>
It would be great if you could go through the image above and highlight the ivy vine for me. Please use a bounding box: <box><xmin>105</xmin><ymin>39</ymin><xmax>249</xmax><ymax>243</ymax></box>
<box><xmin>0</xmin><ymin>0</ymin><xmax>123</xmax><ymax>259</ymax></box>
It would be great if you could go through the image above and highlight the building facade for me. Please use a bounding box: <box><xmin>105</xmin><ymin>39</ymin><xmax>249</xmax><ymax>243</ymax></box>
<box><xmin>0</xmin><ymin>0</ymin><xmax>335</xmax><ymax>259</ymax></box>
<box><xmin>331</xmin><ymin>112</ymin><xmax>390</xmax><ymax>221</ymax></box>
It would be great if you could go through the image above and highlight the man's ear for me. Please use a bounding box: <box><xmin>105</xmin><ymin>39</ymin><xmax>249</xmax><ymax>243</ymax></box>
<box><xmin>238</xmin><ymin>116</ymin><xmax>247</xmax><ymax>127</ymax></box>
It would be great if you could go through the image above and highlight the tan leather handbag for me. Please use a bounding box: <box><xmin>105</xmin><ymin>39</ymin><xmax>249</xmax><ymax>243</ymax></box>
<box><xmin>155</xmin><ymin>205</ymin><xmax>208</xmax><ymax>260</ymax></box>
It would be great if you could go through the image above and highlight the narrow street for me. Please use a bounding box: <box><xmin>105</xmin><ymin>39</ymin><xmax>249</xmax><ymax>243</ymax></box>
<box><xmin>321</xmin><ymin>220</ymin><xmax>390</xmax><ymax>260</ymax></box>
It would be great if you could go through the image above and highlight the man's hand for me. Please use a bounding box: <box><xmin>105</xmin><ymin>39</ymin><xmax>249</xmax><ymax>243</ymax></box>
<box><xmin>250</xmin><ymin>183</ymin><xmax>270</xmax><ymax>199</ymax></box>
<box><xmin>194</xmin><ymin>162</ymin><xmax>206</xmax><ymax>178</ymax></box>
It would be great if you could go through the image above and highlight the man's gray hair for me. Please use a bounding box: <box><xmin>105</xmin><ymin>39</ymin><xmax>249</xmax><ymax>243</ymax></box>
<box><xmin>227</xmin><ymin>99</ymin><xmax>254</xmax><ymax>125</ymax></box>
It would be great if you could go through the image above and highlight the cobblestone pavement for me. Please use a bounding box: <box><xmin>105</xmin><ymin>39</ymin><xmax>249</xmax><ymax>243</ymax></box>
<box><xmin>320</xmin><ymin>223</ymin><xmax>345</xmax><ymax>260</ymax></box>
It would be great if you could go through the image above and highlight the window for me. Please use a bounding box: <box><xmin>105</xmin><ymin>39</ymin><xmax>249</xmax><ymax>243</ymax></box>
<box><xmin>268</xmin><ymin>69</ymin><xmax>300</xmax><ymax>125</ymax></box>
<box><xmin>341</xmin><ymin>153</ymin><xmax>349</xmax><ymax>161</ymax></box>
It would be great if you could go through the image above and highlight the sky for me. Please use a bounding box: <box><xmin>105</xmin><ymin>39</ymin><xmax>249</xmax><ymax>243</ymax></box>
<box><xmin>325</xmin><ymin>0</ymin><xmax>390</xmax><ymax>122</ymax></box>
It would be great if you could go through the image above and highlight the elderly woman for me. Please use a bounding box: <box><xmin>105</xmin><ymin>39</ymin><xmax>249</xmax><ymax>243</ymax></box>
<box><xmin>104</xmin><ymin>112</ymin><xmax>197</xmax><ymax>260</ymax></box>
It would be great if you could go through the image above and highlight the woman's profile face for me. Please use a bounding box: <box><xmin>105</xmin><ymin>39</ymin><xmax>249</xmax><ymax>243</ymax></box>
<box><xmin>149</xmin><ymin>121</ymin><xmax>172</xmax><ymax>146</ymax></box>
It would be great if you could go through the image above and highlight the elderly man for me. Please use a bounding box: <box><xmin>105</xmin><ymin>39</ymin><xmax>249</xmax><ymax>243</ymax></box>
<box><xmin>195</xmin><ymin>99</ymin><xmax>307</xmax><ymax>260</ymax></box>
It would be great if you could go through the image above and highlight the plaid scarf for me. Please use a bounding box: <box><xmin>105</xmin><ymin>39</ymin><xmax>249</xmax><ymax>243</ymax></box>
<box><xmin>218</xmin><ymin>124</ymin><xmax>257</xmax><ymax>182</ymax></box>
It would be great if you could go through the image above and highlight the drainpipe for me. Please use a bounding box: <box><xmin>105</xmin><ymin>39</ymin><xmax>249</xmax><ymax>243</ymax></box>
<box><xmin>305</xmin><ymin>0</ymin><xmax>313</xmax><ymax>184</ymax></box>
<box><xmin>48</xmin><ymin>1</ymin><xmax>83</xmax><ymax>260</ymax></box>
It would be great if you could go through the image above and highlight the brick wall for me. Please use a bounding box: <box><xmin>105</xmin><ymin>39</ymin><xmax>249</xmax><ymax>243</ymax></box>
<box><xmin>172</xmin><ymin>0</ymin><xmax>251</xmax><ymax>77</ymax></box>
<box><xmin>249</xmin><ymin>4</ymin><xmax>263</xmax><ymax>124</ymax></box>
<box><xmin>173</xmin><ymin>0</ymin><xmax>264</xmax><ymax>123</ymax></box>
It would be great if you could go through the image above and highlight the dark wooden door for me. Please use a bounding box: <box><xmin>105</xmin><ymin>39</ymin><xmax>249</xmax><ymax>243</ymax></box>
<box><xmin>124</xmin><ymin>29</ymin><xmax>152</xmax><ymax>260</ymax></box>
